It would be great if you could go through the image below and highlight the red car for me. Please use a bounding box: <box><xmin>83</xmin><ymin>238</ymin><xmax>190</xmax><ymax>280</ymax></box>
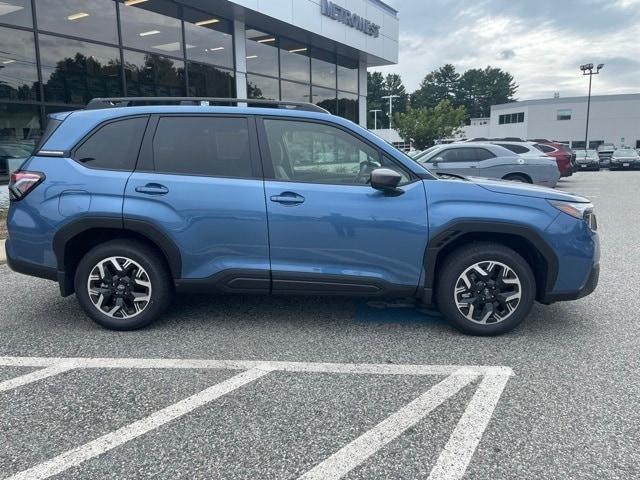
<box><xmin>532</xmin><ymin>141</ymin><xmax>575</xmax><ymax>177</ymax></box>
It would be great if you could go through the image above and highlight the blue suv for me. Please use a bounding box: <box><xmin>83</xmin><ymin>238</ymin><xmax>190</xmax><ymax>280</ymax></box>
<box><xmin>5</xmin><ymin>98</ymin><xmax>599</xmax><ymax>335</ymax></box>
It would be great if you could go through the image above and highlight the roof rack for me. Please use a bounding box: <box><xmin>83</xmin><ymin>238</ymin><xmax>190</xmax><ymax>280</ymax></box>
<box><xmin>86</xmin><ymin>97</ymin><xmax>330</xmax><ymax>114</ymax></box>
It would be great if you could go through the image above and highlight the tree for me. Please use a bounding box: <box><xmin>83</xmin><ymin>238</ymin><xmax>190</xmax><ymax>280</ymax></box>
<box><xmin>366</xmin><ymin>72</ymin><xmax>409</xmax><ymax>129</ymax></box>
<box><xmin>394</xmin><ymin>100</ymin><xmax>467</xmax><ymax>150</ymax></box>
<box><xmin>457</xmin><ymin>66</ymin><xmax>517</xmax><ymax>118</ymax></box>
<box><xmin>411</xmin><ymin>64</ymin><xmax>460</xmax><ymax>110</ymax></box>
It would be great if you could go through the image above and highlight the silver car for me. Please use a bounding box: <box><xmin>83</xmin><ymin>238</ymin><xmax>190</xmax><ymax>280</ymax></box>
<box><xmin>415</xmin><ymin>143</ymin><xmax>560</xmax><ymax>187</ymax></box>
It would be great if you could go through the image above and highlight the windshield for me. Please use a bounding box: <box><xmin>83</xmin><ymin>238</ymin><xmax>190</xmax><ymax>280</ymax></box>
<box><xmin>613</xmin><ymin>149</ymin><xmax>638</xmax><ymax>157</ymax></box>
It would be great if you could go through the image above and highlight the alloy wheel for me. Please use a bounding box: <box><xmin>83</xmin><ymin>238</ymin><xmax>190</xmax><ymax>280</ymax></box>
<box><xmin>86</xmin><ymin>256</ymin><xmax>152</xmax><ymax>319</ymax></box>
<box><xmin>454</xmin><ymin>260</ymin><xmax>522</xmax><ymax>324</ymax></box>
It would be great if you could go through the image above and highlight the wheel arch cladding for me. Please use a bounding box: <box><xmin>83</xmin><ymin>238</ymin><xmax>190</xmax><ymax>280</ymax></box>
<box><xmin>52</xmin><ymin>217</ymin><xmax>182</xmax><ymax>296</ymax></box>
<box><xmin>423</xmin><ymin>221</ymin><xmax>559</xmax><ymax>303</ymax></box>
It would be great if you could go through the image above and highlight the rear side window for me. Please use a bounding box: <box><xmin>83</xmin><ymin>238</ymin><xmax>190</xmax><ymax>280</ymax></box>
<box><xmin>474</xmin><ymin>148</ymin><xmax>496</xmax><ymax>161</ymax></box>
<box><xmin>496</xmin><ymin>143</ymin><xmax>528</xmax><ymax>154</ymax></box>
<box><xmin>75</xmin><ymin>117</ymin><xmax>148</xmax><ymax>171</ymax></box>
<box><xmin>153</xmin><ymin>116</ymin><xmax>252</xmax><ymax>178</ymax></box>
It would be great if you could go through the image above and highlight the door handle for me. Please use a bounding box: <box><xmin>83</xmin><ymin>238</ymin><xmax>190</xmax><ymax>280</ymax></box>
<box><xmin>270</xmin><ymin>191</ymin><xmax>305</xmax><ymax>205</ymax></box>
<box><xmin>135</xmin><ymin>183</ymin><xmax>169</xmax><ymax>195</ymax></box>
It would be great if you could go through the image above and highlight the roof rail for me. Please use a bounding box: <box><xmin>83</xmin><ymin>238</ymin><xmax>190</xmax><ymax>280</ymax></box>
<box><xmin>86</xmin><ymin>97</ymin><xmax>330</xmax><ymax>114</ymax></box>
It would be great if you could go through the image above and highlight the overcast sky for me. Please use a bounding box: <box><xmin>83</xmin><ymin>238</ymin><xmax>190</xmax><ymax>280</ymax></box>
<box><xmin>371</xmin><ymin>0</ymin><xmax>640</xmax><ymax>100</ymax></box>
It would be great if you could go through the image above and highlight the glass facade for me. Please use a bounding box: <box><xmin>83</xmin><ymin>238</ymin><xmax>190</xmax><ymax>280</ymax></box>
<box><xmin>245</xmin><ymin>29</ymin><xmax>359</xmax><ymax>123</ymax></box>
<box><xmin>0</xmin><ymin>0</ymin><xmax>362</xmax><ymax>179</ymax></box>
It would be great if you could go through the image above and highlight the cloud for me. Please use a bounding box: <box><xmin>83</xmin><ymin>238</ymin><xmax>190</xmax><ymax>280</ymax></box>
<box><xmin>373</xmin><ymin>0</ymin><xmax>640</xmax><ymax>99</ymax></box>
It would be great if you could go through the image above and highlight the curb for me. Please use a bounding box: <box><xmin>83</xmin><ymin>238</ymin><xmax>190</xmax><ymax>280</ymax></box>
<box><xmin>0</xmin><ymin>239</ymin><xmax>5</xmax><ymax>264</ymax></box>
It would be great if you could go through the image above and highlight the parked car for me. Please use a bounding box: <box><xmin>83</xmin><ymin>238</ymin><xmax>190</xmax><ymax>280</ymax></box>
<box><xmin>6</xmin><ymin>97</ymin><xmax>599</xmax><ymax>336</ymax></box>
<box><xmin>597</xmin><ymin>143</ymin><xmax>615</xmax><ymax>165</ymax></box>
<box><xmin>609</xmin><ymin>148</ymin><xmax>640</xmax><ymax>170</ymax></box>
<box><xmin>415</xmin><ymin>143</ymin><xmax>560</xmax><ymax>187</ymax></box>
<box><xmin>531</xmin><ymin>141</ymin><xmax>575</xmax><ymax>177</ymax></box>
<box><xmin>574</xmin><ymin>149</ymin><xmax>600</xmax><ymax>171</ymax></box>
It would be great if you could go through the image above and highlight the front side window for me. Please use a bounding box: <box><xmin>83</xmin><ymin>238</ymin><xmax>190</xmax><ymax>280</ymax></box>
<box><xmin>439</xmin><ymin>148</ymin><xmax>477</xmax><ymax>162</ymax></box>
<box><xmin>263</xmin><ymin>119</ymin><xmax>409</xmax><ymax>185</ymax></box>
<box><xmin>75</xmin><ymin>117</ymin><xmax>148</xmax><ymax>171</ymax></box>
<box><xmin>153</xmin><ymin>116</ymin><xmax>253</xmax><ymax>178</ymax></box>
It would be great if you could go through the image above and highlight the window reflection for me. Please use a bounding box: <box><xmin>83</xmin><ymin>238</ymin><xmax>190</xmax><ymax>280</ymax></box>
<box><xmin>338</xmin><ymin>91</ymin><xmax>358</xmax><ymax>122</ymax></box>
<box><xmin>119</xmin><ymin>0</ymin><xmax>182</xmax><ymax>56</ymax></box>
<box><xmin>281</xmin><ymin>80</ymin><xmax>310</xmax><ymax>103</ymax></box>
<box><xmin>0</xmin><ymin>26</ymin><xmax>38</xmax><ymax>101</ymax></box>
<box><xmin>247</xmin><ymin>74</ymin><xmax>278</xmax><ymax>100</ymax></box>
<box><xmin>0</xmin><ymin>103</ymin><xmax>40</xmax><ymax>178</ymax></box>
<box><xmin>311</xmin><ymin>48</ymin><xmax>336</xmax><ymax>89</ymax></box>
<box><xmin>312</xmin><ymin>86</ymin><xmax>336</xmax><ymax>114</ymax></box>
<box><xmin>0</xmin><ymin>0</ymin><xmax>32</xmax><ymax>28</ymax></box>
<box><xmin>183</xmin><ymin>8</ymin><xmax>233</xmax><ymax>69</ymax></box>
<box><xmin>187</xmin><ymin>62</ymin><xmax>235</xmax><ymax>98</ymax></box>
<box><xmin>39</xmin><ymin>34</ymin><xmax>122</xmax><ymax>104</ymax></box>
<box><xmin>245</xmin><ymin>28</ymin><xmax>278</xmax><ymax>77</ymax></box>
<box><xmin>279</xmin><ymin>38</ymin><xmax>309</xmax><ymax>84</ymax></box>
<box><xmin>36</xmin><ymin>0</ymin><xmax>118</xmax><ymax>45</ymax></box>
<box><xmin>124</xmin><ymin>50</ymin><xmax>185</xmax><ymax>97</ymax></box>
<box><xmin>337</xmin><ymin>56</ymin><xmax>358</xmax><ymax>94</ymax></box>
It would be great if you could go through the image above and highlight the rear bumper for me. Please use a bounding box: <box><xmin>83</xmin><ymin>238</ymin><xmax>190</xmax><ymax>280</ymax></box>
<box><xmin>541</xmin><ymin>263</ymin><xmax>599</xmax><ymax>304</ymax></box>
<box><xmin>5</xmin><ymin>240</ymin><xmax>72</xmax><ymax>295</ymax></box>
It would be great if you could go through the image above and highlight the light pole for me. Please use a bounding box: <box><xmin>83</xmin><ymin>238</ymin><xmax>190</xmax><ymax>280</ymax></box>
<box><xmin>369</xmin><ymin>109</ymin><xmax>382</xmax><ymax>130</ymax></box>
<box><xmin>580</xmin><ymin>63</ymin><xmax>603</xmax><ymax>150</ymax></box>
<box><xmin>381</xmin><ymin>94</ymin><xmax>399</xmax><ymax>129</ymax></box>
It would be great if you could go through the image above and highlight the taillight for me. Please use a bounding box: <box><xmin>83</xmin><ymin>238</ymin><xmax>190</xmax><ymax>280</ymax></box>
<box><xmin>9</xmin><ymin>171</ymin><xmax>44</xmax><ymax>201</ymax></box>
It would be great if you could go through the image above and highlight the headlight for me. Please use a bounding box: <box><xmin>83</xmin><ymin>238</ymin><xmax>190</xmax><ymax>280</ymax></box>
<box><xmin>548</xmin><ymin>200</ymin><xmax>597</xmax><ymax>230</ymax></box>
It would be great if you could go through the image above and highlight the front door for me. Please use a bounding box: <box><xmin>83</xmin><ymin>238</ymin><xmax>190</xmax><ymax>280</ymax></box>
<box><xmin>427</xmin><ymin>147</ymin><xmax>479</xmax><ymax>176</ymax></box>
<box><xmin>123</xmin><ymin>115</ymin><xmax>270</xmax><ymax>289</ymax></box>
<box><xmin>259</xmin><ymin>118</ymin><xmax>429</xmax><ymax>295</ymax></box>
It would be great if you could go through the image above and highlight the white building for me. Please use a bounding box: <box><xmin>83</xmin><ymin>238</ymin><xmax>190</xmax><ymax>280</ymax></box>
<box><xmin>462</xmin><ymin>94</ymin><xmax>640</xmax><ymax>149</ymax></box>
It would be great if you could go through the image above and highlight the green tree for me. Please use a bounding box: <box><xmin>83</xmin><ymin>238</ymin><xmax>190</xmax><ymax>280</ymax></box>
<box><xmin>367</xmin><ymin>71</ymin><xmax>386</xmax><ymax>129</ymax></box>
<box><xmin>457</xmin><ymin>66</ymin><xmax>517</xmax><ymax>118</ymax></box>
<box><xmin>411</xmin><ymin>64</ymin><xmax>460</xmax><ymax>109</ymax></box>
<box><xmin>394</xmin><ymin>100</ymin><xmax>467</xmax><ymax>149</ymax></box>
<box><xmin>383</xmin><ymin>73</ymin><xmax>409</xmax><ymax>115</ymax></box>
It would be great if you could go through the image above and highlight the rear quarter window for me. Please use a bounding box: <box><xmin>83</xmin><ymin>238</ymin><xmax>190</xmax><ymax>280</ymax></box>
<box><xmin>74</xmin><ymin>116</ymin><xmax>149</xmax><ymax>171</ymax></box>
<box><xmin>496</xmin><ymin>143</ymin><xmax>528</xmax><ymax>154</ymax></box>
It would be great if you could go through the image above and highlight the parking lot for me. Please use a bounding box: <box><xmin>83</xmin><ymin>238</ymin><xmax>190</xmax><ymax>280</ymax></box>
<box><xmin>1</xmin><ymin>171</ymin><xmax>639</xmax><ymax>479</ymax></box>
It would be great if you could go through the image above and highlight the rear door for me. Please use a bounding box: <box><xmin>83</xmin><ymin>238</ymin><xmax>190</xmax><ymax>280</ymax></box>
<box><xmin>123</xmin><ymin>114</ymin><xmax>270</xmax><ymax>289</ymax></box>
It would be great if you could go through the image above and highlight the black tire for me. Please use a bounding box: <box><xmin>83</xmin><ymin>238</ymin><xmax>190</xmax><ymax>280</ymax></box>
<box><xmin>436</xmin><ymin>242</ymin><xmax>535</xmax><ymax>336</ymax></box>
<box><xmin>74</xmin><ymin>240</ymin><xmax>173</xmax><ymax>330</ymax></box>
<box><xmin>503</xmin><ymin>173</ymin><xmax>532</xmax><ymax>183</ymax></box>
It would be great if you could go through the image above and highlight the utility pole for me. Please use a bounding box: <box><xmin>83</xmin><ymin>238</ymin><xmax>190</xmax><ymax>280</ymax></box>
<box><xmin>580</xmin><ymin>63</ymin><xmax>603</xmax><ymax>150</ymax></box>
<box><xmin>381</xmin><ymin>94</ymin><xmax>399</xmax><ymax>129</ymax></box>
<box><xmin>369</xmin><ymin>109</ymin><xmax>382</xmax><ymax>130</ymax></box>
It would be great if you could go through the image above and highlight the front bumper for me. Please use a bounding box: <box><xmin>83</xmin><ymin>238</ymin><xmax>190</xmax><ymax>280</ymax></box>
<box><xmin>610</xmin><ymin>160</ymin><xmax>639</xmax><ymax>169</ymax></box>
<box><xmin>541</xmin><ymin>264</ymin><xmax>599</xmax><ymax>303</ymax></box>
<box><xmin>576</xmin><ymin>161</ymin><xmax>600</xmax><ymax>170</ymax></box>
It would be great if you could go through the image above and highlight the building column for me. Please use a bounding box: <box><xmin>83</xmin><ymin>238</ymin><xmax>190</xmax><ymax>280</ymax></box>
<box><xmin>233</xmin><ymin>19</ymin><xmax>247</xmax><ymax>99</ymax></box>
<box><xmin>358</xmin><ymin>60</ymin><xmax>368</xmax><ymax>128</ymax></box>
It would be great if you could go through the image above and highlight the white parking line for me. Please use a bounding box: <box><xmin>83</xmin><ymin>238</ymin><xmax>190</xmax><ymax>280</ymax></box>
<box><xmin>428</xmin><ymin>373</ymin><xmax>511</xmax><ymax>480</ymax></box>
<box><xmin>6</xmin><ymin>367</ymin><xmax>272</xmax><ymax>480</ymax></box>
<box><xmin>0</xmin><ymin>363</ymin><xmax>77</xmax><ymax>393</ymax></box>
<box><xmin>0</xmin><ymin>357</ymin><xmax>514</xmax><ymax>480</ymax></box>
<box><xmin>298</xmin><ymin>370</ymin><xmax>478</xmax><ymax>480</ymax></box>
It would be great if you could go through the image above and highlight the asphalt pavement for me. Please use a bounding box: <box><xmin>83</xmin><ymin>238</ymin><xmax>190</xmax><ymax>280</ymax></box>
<box><xmin>0</xmin><ymin>171</ymin><xmax>638</xmax><ymax>479</ymax></box>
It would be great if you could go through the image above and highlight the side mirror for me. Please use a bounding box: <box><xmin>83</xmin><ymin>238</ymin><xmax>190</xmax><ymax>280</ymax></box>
<box><xmin>431</xmin><ymin>156</ymin><xmax>444</xmax><ymax>166</ymax></box>
<box><xmin>370</xmin><ymin>168</ymin><xmax>402</xmax><ymax>192</ymax></box>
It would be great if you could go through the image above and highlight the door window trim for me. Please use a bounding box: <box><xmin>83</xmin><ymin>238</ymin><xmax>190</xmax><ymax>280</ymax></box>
<box><xmin>255</xmin><ymin>116</ymin><xmax>417</xmax><ymax>186</ymax></box>
<box><xmin>136</xmin><ymin>113</ymin><xmax>263</xmax><ymax>180</ymax></box>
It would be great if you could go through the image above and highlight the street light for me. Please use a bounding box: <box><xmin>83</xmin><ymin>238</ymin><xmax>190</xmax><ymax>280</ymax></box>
<box><xmin>381</xmin><ymin>94</ymin><xmax>399</xmax><ymax>129</ymax></box>
<box><xmin>369</xmin><ymin>109</ymin><xmax>382</xmax><ymax>130</ymax></box>
<box><xmin>580</xmin><ymin>63</ymin><xmax>603</xmax><ymax>150</ymax></box>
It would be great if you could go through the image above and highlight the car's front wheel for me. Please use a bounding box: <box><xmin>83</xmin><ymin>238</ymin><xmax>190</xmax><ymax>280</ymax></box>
<box><xmin>74</xmin><ymin>240</ymin><xmax>173</xmax><ymax>330</ymax></box>
<box><xmin>436</xmin><ymin>242</ymin><xmax>535</xmax><ymax>335</ymax></box>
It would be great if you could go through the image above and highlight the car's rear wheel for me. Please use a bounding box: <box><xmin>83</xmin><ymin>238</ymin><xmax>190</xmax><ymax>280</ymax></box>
<box><xmin>74</xmin><ymin>240</ymin><xmax>172</xmax><ymax>330</ymax></box>
<box><xmin>503</xmin><ymin>173</ymin><xmax>531</xmax><ymax>183</ymax></box>
<box><xmin>436</xmin><ymin>242</ymin><xmax>535</xmax><ymax>335</ymax></box>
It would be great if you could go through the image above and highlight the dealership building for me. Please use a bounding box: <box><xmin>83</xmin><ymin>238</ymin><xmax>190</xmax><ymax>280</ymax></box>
<box><xmin>0</xmin><ymin>0</ymin><xmax>399</xmax><ymax>178</ymax></box>
<box><xmin>461</xmin><ymin>93</ymin><xmax>640</xmax><ymax>149</ymax></box>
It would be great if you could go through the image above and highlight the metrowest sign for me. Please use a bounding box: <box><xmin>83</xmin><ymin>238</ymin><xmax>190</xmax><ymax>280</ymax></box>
<box><xmin>320</xmin><ymin>0</ymin><xmax>381</xmax><ymax>38</ymax></box>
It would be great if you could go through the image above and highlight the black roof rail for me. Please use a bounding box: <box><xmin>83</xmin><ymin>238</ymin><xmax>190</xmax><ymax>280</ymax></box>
<box><xmin>86</xmin><ymin>97</ymin><xmax>330</xmax><ymax>114</ymax></box>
